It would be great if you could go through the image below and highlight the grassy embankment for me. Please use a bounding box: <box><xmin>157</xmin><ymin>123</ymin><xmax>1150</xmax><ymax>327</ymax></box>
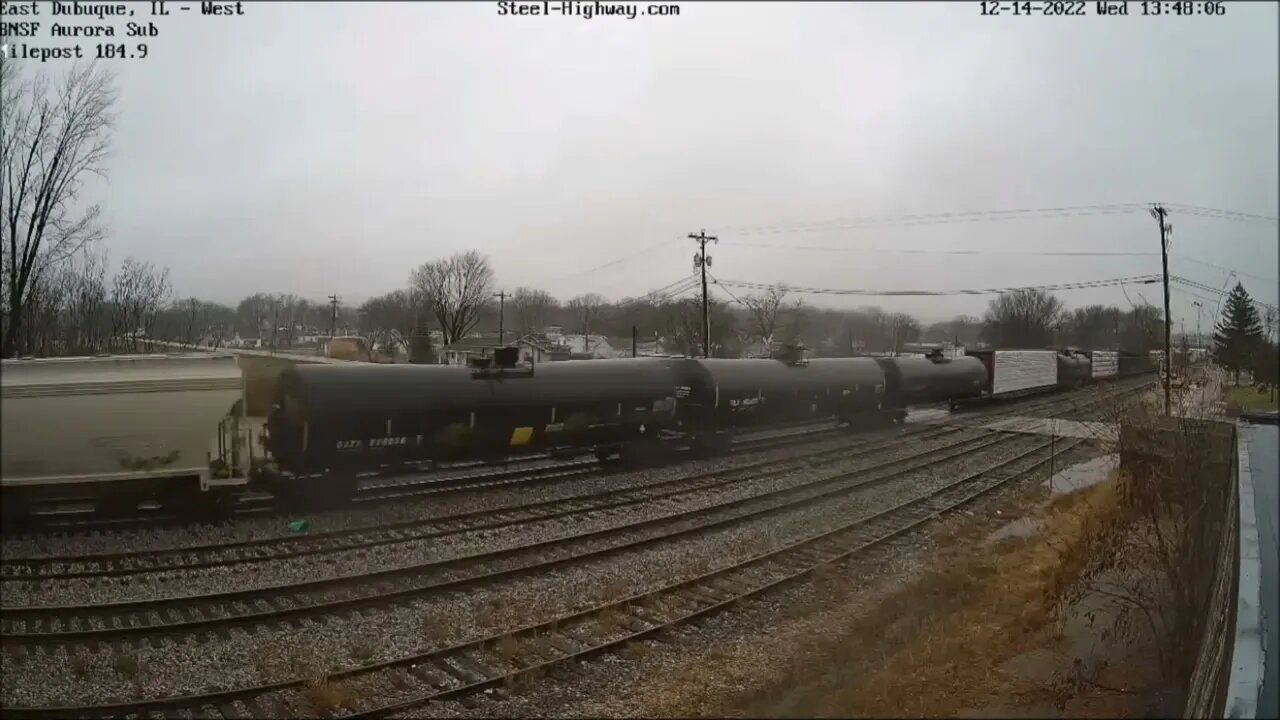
<box><xmin>1228</xmin><ymin>385</ymin><xmax>1279</xmax><ymax>413</ymax></box>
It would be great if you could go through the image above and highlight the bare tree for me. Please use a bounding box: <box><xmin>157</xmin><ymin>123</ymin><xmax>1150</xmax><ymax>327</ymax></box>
<box><xmin>509</xmin><ymin>286</ymin><xmax>559</xmax><ymax>335</ymax></box>
<box><xmin>741</xmin><ymin>285</ymin><xmax>787</xmax><ymax>356</ymax></box>
<box><xmin>359</xmin><ymin>288</ymin><xmax>421</xmax><ymax>358</ymax></box>
<box><xmin>1121</xmin><ymin>303</ymin><xmax>1163</xmax><ymax>354</ymax></box>
<box><xmin>781</xmin><ymin>297</ymin><xmax>808</xmax><ymax>344</ymax></box>
<box><xmin>1</xmin><ymin>60</ymin><xmax>117</xmax><ymax>357</ymax></box>
<box><xmin>923</xmin><ymin>314</ymin><xmax>982</xmax><ymax>346</ymax></box>
<box><xmin>62</xmin><ymin>248</ymin><xmax>108</xmax><ymax>353</ymax></box>
<box><xmin>108</xmin><ymin>257</ymin><xmax>171</xmax><ymax>351</ymax></box>
<box><xmin>1061</xmin><ymin>304</ymin><xmax>1124</xmax><ymax>350</ymax></box>
<box><xmin>236</xmin><ymin>293</ymin><xmax>271</xmax><ymax>341</ymax></box>
<box><xmin>981</xmin><ymin>289</ymin><xmax>1063</xmax><ymax>348</ymax></box>
<box><xmin>657</xmin><ymin>297</ymin><xmax>739</xmax><ymax>358</ymax></box>
<box><xmin>410</xmin><ymin>251</ymin><xmax>495</xmax><ymax>345</ymax></box>
<box><xmin>567</xmin><ymin>292</ymin><xmax>606</xmax><ymax>350</ymax></box>
<box><xmin>888</xmin><ymin>312</ymin><xmax>922</xmax><ymax>353</ymax></box>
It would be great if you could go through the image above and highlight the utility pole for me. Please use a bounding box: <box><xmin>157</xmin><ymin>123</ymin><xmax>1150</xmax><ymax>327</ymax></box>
<box><xmin>1151</xmin><ymin>204</ymin><xmax>1172</xmax><ymax>416</ymax></box>
<box><xmin>689</xmin><ymin>229</ymin><xmax>718</xmax><ymax>358</ymax></box>
<box><xmin>632</xmin><ymin>325</ymin><xmax>638</xmax><ymax>358</ymax></box>
<box><xmin>328</xmin><ymin>294</ymin><xmax>340</xmax><ymax>338</ymax></box>
<box><xmin>1192</xmin><ymin>301</ymin><xmax>1203</xmax><ymax>348</ymax></box>
<box><xmin>493</xmin><ymin>290</ymin><xmax>507</xmax><ymax>346</ymax></box>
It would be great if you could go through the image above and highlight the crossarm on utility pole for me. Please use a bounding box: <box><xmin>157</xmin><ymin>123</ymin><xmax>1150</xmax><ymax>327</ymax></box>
<box><xmin>689</xmin><ymin>229</ymin><xmax>718</xmax><ymax>358</ymax></box>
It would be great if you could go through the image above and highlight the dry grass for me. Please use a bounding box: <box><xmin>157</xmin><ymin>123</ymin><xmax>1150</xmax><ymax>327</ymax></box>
<box><xmin>623</xmin><ymin>640</ymin><xmax>653</xmax><ymax>662</ymax></box>
<box><xmin>495</xmin><ymin>633</ymin><xmax>521</xmax><ymax>666</ymax></box>
<box><xmin>595</xmin><ymin>604</ymin><xmax>623</xmax><ymax>635</ymax></box>
<box><xmin>112</xmin><ymin>651</ymin><xmax>140</xmax><ymax>679</ymax></box>
<box><xmin>349</xmin><ymin>636</ymin><xmax>376</xmax><ymax>661</ymax></box>
<box><xmin>576</xmin><ymin>461</ymin><xmax>1127</xmax><ymax>719</ymax></box>
<box><xmin>814</xmin><ymin>477</ymin><xmax>1126</xmax><ymax>717</ymax></box>
<box><xmin>300</xmin><ymin>674</ymin><xmax>357</xmax><ymax>715</ymax></box>
<box><xmin>1228</xmin><ymin>385</ymin><xmax>1279</xmax><ymax>413</ymax></box>
<box><xmin>596</xmin><ymin>577</ymin><xmax>631</xmax><ymax>604</ymax></box>
<box><xmin>69</xmin><ymin>653</ymin><xmax>91</xmax><ymax>678</ymax></box>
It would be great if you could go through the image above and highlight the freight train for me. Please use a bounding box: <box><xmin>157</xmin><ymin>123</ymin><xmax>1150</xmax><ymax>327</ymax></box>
<box><xmin>0</xmin><ymin>345</ymin><xmax>1160</xmax><ymax>520</ymax></box>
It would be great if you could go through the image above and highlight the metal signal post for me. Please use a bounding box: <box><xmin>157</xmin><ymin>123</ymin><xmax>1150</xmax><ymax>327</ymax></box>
<box><xmin>690</xmin><ymin>229</ymin><xmax>718</xmax><ymax>358</ymax></box>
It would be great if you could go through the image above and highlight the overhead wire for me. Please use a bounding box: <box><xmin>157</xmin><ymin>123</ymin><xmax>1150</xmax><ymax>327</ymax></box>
<box><xmin>1169</xmin><ymin>254</ymin><xmax>1278</xmax><ymax>287</ymax></box>
<box><xmin>1170</xmin><ymin>275</ymin><xmax>1278</xmax><ymax>314</ymax></box>
<box><xmin>639</xmin><ymin>274</ymin><xmax>700</xmax><ymax>305</ymax></box>
<box><xmin>707</xmin><ymin>203</ymin><xmax>1151</xmax><ymax>237</ymax></box>
<box><xmin>705</xmin><ymin>271</ymin><xmax>748</xmax><ymax>306</ymax></box>
<box><xmin>544</xmin><ymin>237</ymin><xmax>684</xmax><ymax>285</ymax></box>
<box><xmin>727</xmin><ymin>242</ymin><xmax>1159</xmax><ymax>257</ymax></box>
<box><xmin>1162</xmin><ymin>203</ymin><xmax>1280</xmax><ymax>224</ymax></box>
<box><xmin>711</xmin><ymin>274</ymin><xmax>1162</xmax><ymax>298</ymax></box>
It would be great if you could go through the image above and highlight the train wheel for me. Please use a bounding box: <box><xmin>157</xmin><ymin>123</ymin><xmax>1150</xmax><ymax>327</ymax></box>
<box><xmin>619</xmin><ymin>438</ymin><xmax>668</xmax><ymax>468</ymax></box>
<box><xmin>1</xmin><ymin>496</ymin><xmax>34</xmax><ymax>531</ymax></box>
<box><xmin>170</xmin><ymin>490</ymin><xmax>237</xmax><ymax>521</ymax></box>
<box><xmin>98</xmin><ymin>494</ymin><xmax>144</xmax><ymax>518</ymax></box>
<box><xmin>320</xmin><ymin>474</ymin><xmax>359</xmax><ymax>508</ymax></box>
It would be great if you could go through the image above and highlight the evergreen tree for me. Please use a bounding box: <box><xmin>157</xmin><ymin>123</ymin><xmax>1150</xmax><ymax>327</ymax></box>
<box><xmin>1213</xmin><ymin>282</ymin><xmax>1264</xmax><ymax>385</ymax></box>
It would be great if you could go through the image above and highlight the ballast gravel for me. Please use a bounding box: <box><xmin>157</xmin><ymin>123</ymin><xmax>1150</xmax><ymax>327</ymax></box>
<box><xmin>0</xmin><ymin>435</ymin><xmax>1072</xmax><ymax>708</ymax></box>
<box><xmin>0</xmin><ymin>428</ymin><xmax>998</xmax><ymax>607</ymax></box>
<box><xmin>1</xmin><ymin>423</ymin><xmax>928</xmax><ymax>561</ymax></box>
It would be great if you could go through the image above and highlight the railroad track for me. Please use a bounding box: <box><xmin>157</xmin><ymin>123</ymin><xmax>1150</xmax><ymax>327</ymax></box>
<box><xmin>0</xmin><ymin>426</ymin><xmax>971</xmax><ymax>580</ymax></box>
<box><xmin>0</xmin><ymin>430</ymin><xmax>1092</xmax><ymax>718</ymax></box>
<box><xmin>2</xmin><ymin>375</ymin><xmax>1152</xmax><ymax>542</ymax></box>
<box><xmin>1</xmin><ymin>429</ymin><xmax>1038</xmax><ymax>641</ymax></box>
<box><xmin>1</xmin><ymin>377</ymin><xmax>1149</xmax><ymax>580</ymax></box>
<box><xmin>0</xmin><ymin>421</ymin><xmax>834</xmax><ymax>535</ymax></box>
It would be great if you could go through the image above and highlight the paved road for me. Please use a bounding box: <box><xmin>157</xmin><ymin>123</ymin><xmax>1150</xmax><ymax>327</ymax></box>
<box><xmin>1244</xmin><ymin>423</ymin><xmax>1278</xmax><ymax>719</ymax></box>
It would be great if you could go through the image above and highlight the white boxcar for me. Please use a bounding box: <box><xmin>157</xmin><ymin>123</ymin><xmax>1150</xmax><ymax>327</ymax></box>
<box><xmin>1091</xmin><ymin>350</ymin><xmax>1119</xmax><ymax>379</ymax></box>
<box><xmin>991</xmin><ymin>350</ymin><xmax>1059</xmax><ymax>396</ymax></box>
<box><xmin>1</xmin><ymin>353</ymin><xmax>248</xmax><ymax>515</ymax></box>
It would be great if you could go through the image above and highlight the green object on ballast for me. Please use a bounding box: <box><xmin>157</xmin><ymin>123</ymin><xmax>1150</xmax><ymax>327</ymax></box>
<box><xmin>288</xmin><ymin>519</ymin><xmax>310</xmax><ymax>533</ymax></box>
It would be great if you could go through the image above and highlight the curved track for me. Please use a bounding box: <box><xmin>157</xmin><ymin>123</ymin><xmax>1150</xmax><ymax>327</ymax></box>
<box><xmin>3</xmin><ymin>376</ymin><xmax>1147</xmax><ymax>581</ymax></box>
<box><xmin>1</xmin><ymin>430</ymin><xmax>1030</xmax><ymax>642</ymax></box>
<box><xmin>1</xmin><ymin>429</ymin><xmax>1089</xmax><ymax>719</ymax></box>
<box><xmin>2</xmin><ymin>374</ymin><xmax>1149</xmax><ymax>553</ymax></box>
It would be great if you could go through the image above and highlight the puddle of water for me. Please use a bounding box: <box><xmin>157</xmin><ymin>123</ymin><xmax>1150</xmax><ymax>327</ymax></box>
<box><xmin>1043</xmin><ymin>453</ymin><xmax>1118</xmax><ymax>496</ymax></box>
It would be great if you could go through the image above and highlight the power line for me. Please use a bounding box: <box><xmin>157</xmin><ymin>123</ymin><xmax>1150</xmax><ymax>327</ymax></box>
<box><xmin>1171</xmin><ymin>276</ymin><xmax>1278</xmax><ymax>314</ymax></box>
<box><xmin>712</xmin><ymin>274</ymin><xmax>1163</xmax><ymax>298</ymax></box>
<box><xmin>642</xmin><ymin>274</ymin><xmax>700</xmax><ymax>304</ymax></box>
<box><xmin>728</xmin><ymin>242</ymin><xmax>1159</xmax><ymax>257</ymax></box>
<box><xmin>706</xmin><ymin>271</ymin><xmax>748</xmax><ymax>306</ymax></box>
<box><xmin>1162</xmin><ymin>203</ymin><xmax>1280</xmax><ymax>224</ymax></box>
<box><xmin>708</xmin><ymin>203</ymin><xmax>1151</xmax><ymax>237</ymax></box>
<box><xmin>545</xmin><ymin>237</ymin><xmax>684</xmax><ymax>284</ymax></box>
<box><xmin>1170</xmin><ymin>254</ymin><xmax>1278</xmax><ymax>287</ymax></box>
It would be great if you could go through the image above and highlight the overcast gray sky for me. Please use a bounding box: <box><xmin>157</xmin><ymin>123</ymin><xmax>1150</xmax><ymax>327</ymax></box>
<box><xmin>16</xmin><ymin>0</ymin><xmax>1279</xmax><ymax>326</ymax></box>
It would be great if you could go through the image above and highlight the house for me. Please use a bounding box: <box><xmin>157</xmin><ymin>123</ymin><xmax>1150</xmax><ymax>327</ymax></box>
<box><xmin>554</xmin><ymin>333</ymin><xmax>622</xmax><ymax>359</ymax></box>
<box><xmin>440</xmin><ymin>339</ymin><xmax>496</xmax><ymax>367</ymax></box>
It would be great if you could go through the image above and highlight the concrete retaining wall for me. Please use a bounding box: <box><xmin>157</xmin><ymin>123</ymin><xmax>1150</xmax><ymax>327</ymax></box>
<box><xmin>1183</xmin><ymin>434</ymin><xmax>1240</xmax><ymax>718</ymax></box>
